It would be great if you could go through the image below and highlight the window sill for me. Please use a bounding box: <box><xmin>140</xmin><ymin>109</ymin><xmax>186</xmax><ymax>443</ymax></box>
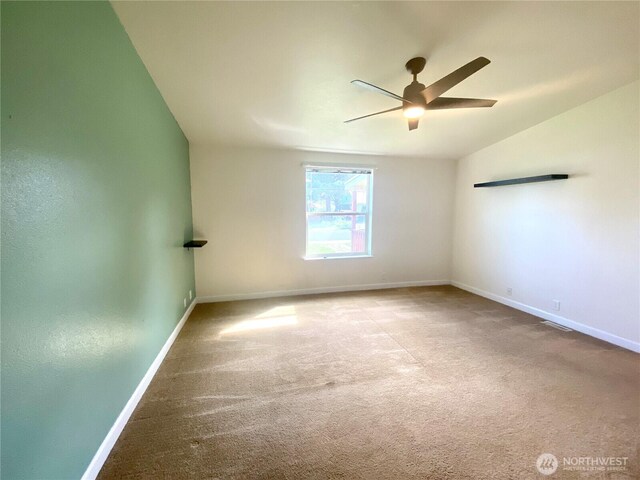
<box><xmin>304</xmin><ymin>255</ymin><xmax>373</xmax><ymax>261</ymax></box>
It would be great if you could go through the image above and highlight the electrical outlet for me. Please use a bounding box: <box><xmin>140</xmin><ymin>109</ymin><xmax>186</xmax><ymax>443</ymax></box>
<box><xmin>183</xmin><ymin>298</ymin><xmax>187</xmax><ymax>308</ymax></box>
<box><xmin>189</xmin><ymin>290</ymin><xmax>193</xmax><ymax>300</ymax></box>
<box><xmin>552</xmin><ymin>300</ymin><xmax>560</xmax><ymax>311</ymax></box>
<box><xmin>506</xmin><ymin>288</ymin><xmax>513</xmax><ymax>296</ymax></box>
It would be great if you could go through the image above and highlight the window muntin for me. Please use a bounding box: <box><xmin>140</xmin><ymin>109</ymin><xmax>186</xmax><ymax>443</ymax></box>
<box><xmin>305</xmin><ymin>167</ymin><xmax>373</xmax><ymax>258</ymax></box>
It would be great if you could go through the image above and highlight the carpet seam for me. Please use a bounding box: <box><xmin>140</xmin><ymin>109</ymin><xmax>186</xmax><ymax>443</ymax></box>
<box><xmin>359</xmin><ymin>298</ymin><xmax>430</xmax><ymax>372</ymax></box>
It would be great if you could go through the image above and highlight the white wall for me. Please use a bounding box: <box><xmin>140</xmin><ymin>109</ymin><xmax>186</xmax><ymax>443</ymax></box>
<box><xmin>190</xmin><ymin>146</ymin><xmax>456</xmax><ymax>299</ymax></box>
<box><xmin>452</xmin><ymin>81</ymin><xmax>640</xmax><ymax>351</ymax></box>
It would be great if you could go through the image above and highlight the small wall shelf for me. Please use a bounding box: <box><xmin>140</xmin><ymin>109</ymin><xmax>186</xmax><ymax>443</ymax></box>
<box><xmin>474</xmin><ymin>174</ymin><xmax>568</xmax><ymax>188</ymax></box>
<box><xmin>183</xmin><ymin>240</ymin><xmax>208</xmax><ymax>249</ymax></box>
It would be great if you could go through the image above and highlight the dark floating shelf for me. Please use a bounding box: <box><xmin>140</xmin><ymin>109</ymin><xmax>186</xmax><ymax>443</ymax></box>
<box><xmin>183</xmin><ymin>240</ymin><xmax>208</xmax><ymax>249</ymax></box>
<box><xmin>474</xmin><ymin>174</ymin><xmax>568</xmax><ymax>188</ymax></box>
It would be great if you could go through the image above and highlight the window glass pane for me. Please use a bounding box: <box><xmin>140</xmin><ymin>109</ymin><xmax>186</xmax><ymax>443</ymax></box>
<box><xmin>307</xmin><ymin>214</ymin><xmax>367</xmax><ymax>255</ymax></box>
<box><xmin>305</xmin><ymin>168</ymin><xmax>372</xmax><ymax>258</ymax></box>
<box><xmin>306</xmin><ymin>171</ymin><xmax>370</xmax><ymax>213</ymax></box>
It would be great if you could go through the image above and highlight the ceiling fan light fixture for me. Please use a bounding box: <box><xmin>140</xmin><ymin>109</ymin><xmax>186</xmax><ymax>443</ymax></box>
<box><xmin>403</xmin><ymin>106</ymin><xmax>425</xmax><ymax>119</ymax></box>
<box><xmin>345</xmin><ymin>56</ymin><xmax>496</xmax><ymax>130</ymax></box>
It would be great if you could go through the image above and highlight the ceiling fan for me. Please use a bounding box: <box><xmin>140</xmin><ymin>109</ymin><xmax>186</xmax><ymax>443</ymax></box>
<box><xmin>345</xmin><ymin>56</ymin><xmax>497</xmax><ymax>131</ymax></box>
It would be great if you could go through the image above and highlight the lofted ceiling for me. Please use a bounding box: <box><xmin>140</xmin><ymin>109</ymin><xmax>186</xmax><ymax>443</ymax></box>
<box><xmin>112</xmin><ymin>1</ymin><xmax>639</xmax><ymax>159</ymax></box>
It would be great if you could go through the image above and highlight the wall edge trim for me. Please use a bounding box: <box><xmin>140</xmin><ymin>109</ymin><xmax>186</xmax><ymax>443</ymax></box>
<box><xmin>196</xmin><ymin>280</ymin><xmax>451</xmax><ymax>303</ymax></box>
<box><xmin>451</xmin><ymin>280</ymin><xmax>640</xmax><ymax>353</ymax></box>
<box><xmin>81</xmin><ymin>299</ymin><xmax>197</xmax><ymax>480</ymax></box>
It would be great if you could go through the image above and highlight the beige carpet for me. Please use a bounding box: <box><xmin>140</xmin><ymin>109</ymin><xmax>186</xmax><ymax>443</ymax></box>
<box><xmin>98</xmin><ymin>286</ymin><xmax>639</xmax><ymax>479</ymax></box>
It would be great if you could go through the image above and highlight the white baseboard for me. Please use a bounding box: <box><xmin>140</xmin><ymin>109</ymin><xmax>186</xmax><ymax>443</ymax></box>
<box><xmin>196</xmin><ymin>279</ymin><xmax>450</xmax><ymax>303</ymax></box>
<box><xmin>81</xmin><ymin>299</ymin><xmax>197</xmax><ymax>480</ymax></box>
<box><xmin>451</xmin><ymin>281</ymin><xmax>640</xmax><ymax>353</ymax></box>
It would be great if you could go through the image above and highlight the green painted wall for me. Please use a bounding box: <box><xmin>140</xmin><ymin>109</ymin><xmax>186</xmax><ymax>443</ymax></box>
<box><xmin>1</xmin><ymin>2</ymin><xmax>196</xmax><ymax>478</ymax></box>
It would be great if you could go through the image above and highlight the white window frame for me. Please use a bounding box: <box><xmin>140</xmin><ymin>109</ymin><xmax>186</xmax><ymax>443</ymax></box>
<box><xmin>304</xmin><ymin>164</ymin><xmax>374</xmax><ymax>260</ymax></box>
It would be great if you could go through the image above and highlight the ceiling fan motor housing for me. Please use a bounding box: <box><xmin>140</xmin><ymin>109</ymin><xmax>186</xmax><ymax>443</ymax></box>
<box><xmin>403</xmin><ymin>81</ymin><xmax>427</xmax><ymax>110</ymax></box>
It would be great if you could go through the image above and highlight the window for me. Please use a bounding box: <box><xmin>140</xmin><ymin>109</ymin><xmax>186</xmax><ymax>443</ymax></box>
<box><xmin>305</xmin><ymin>165</ymin><xmax>373</xmax><ymax>259</ymax></box>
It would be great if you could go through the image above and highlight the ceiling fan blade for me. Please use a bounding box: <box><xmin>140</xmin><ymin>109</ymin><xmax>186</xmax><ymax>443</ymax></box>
<box><xmin>351</xmin><ymin>80</ymin><xmax>410</xmax><ymax>104</ymax></box>
<box><xmin>344</xmin><ymin>106</ymin><xmax>402</xmax><ymax>123</ymax></box>
<box><xmin>421</xmin><ymin>57</ymin><xmax>491</xmax><ymax>103</ymax></box>
<box><xmin>408</xmin><ymin>118</ymin><xmax>419</xmax><ymax>131</ymax></box>
<box><xmin>426</xmin><ymin>97</ymin><xmax>497</xmax><ymax>110</ymax></box>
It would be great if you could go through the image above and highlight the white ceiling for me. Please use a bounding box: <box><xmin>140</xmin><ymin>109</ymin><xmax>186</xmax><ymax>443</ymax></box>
<box><xmin>112</xmin><ymin>1</ymin><xmax>639</xmax><ymax>159</ymax></box>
